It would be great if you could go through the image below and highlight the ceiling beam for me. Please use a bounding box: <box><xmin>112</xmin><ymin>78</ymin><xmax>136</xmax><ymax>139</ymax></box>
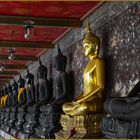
<box><xmin>0</xmin><ymin>80</ymin><xmax>9</xmax><ymax>84</ymax></box>
<box><xmin>0</xmin><ymin>71</ymin><xmax>18</xmax><ymax>75</ymax></box>
<box><xmin>4</xmin><ymin>64</ymin><xmax>25</xmax><ymax>69</ymax></box>
<box><xmin>0</xmin><ymin>76</ymin><xmax>13</xmax><ymax>79</ymax></box>
<box><xmin>1</xmin><ymin>55</ymin><xmax>38</xmax><ymax>61</ymax></box>
<box><xmin>0</xmin><ymin>15</ymin><xmax>82</xmax><ymax>28</ymax></box>
<box><xmin>0</xmin><ymin>75</ymin><xmax>14</xmax><ymax>81</ymax></box>
<box><xmin>0</xmin><ymin>41</ymin><xmax>53</xmax><ymax>49</ymax></box>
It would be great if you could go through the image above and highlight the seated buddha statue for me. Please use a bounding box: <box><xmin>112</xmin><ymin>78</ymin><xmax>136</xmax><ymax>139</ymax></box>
<box><xmin>3</xmin><ymin>84</ymin><xmax>12</xmax><ymax>126</ymax></box>
<box><xmin>24</xmin><ymin>68</ymin><xmax>35</xmax><ymax>107</ymax></box>
<box><xmin>63</xmin><ymin>19</ymin><xmax>105</xmax><ymax>116</ymax></box>
<box><xmin>36</xmin><ymin>59</ymin><xmax>50</xmax><ymax>106</ymax></box>
<box><xmin>1</xmin><ymin>86</ymin><xmax>8</xmax><ymax>108</ymax></box>
<box><xmin>0</xmin><ymin>88</ymin><xmax>6</xmax><ymax>108</ymax></box>
<box><xmin>104</xmin><ymin>80</ymin><xmax>140</xmax><ymax>121</ymax></box>
<box><xmin>7</xmin><ymin>80</ymin><xmax>18</xmax><ymax>129</ymax></box>
<box><xmin>15</xmin><ymin>75</ymin><xmax>26</xmax><ymax>108</ymax></box>
<box><xmin>0</xmin><ymin>91</ymin><xmax>1</xmax><ymax>108</ymax></box>
<box><xmin>34</xmin><ymin>46</ymin><xmax>70</xmax><ymax>139</ymax></box>
<box><xmin>11</xmin><ymin>79</ymin><xmax>18</xmax><ymax>107</ymax></box>
<box><xmin>48</xmin><ymin>46</ymin><xmax>70</xmax><ymax>111</ymax></box>
<box><xmin>0</xmin><ymin>88</ymin><xmax>4</xmax><ymax>108</ymax></box>
<box><xmin>7</xmin><ymin>83</ymin><xmax>13</xmax><ymax>107</ymax></box>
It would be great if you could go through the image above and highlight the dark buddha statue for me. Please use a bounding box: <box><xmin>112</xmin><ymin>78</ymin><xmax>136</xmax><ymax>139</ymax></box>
<box><xmin>20</xmin><ymin>69</ymin><xmax>37</xmax><ymax>139</ymax></box>
<box><xmin>0</xmin><ymin>86</ymin><xmax>9</xmax><ymax>130</ymax></box>
<box><xmin>11</xmin><ymin>75</ymin><xmax>26</xmax><ymax>136</ymax></box>
<box><xmin>102</xmin><ymin>80</ymin><xmax>140</xmax><ymax>138</ymax></box>
<box><xmin>7</xmin><ymin>83</ymin><xmax>13</xmax><ymax>107</ymax></box>
<box><xmin>0</xmin><ymin>89</ymin><xmax>5</xmax><ymax>108</ymax></box>
<box><xmin>2</xmin><ymin>86</ymin><xmax>8</xmax><ymax>108</ymax></box>
<box><xmin>35</xmin><ymin>47</ymin><xmax>69</xmax><ymax>139</ymax></box>
<box><xmin>49</xmin><ymin>46</ymin><xmax>69</xmax><ymax>109</ymax></box>
<box><xmin>11</xmin><ymin>79</ymin><xmax>18</xmax><ymax>107</ymax></box>
<box><xmin>0</xmin><ymin>89</ymin><xmax>4</xmax><ymax>123</ymax></box>
<box><xmin>7</xmin><ymin>80</ymin><xmax>18</xmax><ymax>131</ymax></box>
<box><xmin>104</xmin><ymin>80</ymin><xmax>140</xmax><ymax>120</ymax></box>
<box><xmin>36</xmin><ymin>59</ymin><xmax>50</xmax><ymax>106</ymax></box>
<box><xmin>24</xmin><ymin>69</ymin><xmax>35</xmax><ymax>107</ymax></box>
<box><xmin>15</xmin><ymin>75</ymin><xmax>26</xmax><ymax>108</ymax></box>
<box><xmin>3</xmin><ymin>84</ymin><xmax>13</xmax><ymax>131</ymax></box>
<box><xmin>0</xmin><ymin>89</ymin><xmax>2</xmax><ymax>108</ymax></box>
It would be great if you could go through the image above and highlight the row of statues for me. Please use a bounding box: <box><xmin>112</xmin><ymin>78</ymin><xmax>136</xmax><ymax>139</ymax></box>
<box><xmin>0</xmin><ymin>18</ymin><xmax>140</xmax><ymax>139</ymax></box>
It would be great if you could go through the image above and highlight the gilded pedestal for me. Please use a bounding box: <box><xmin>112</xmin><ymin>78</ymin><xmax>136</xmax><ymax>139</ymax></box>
<box><xmin>56</xmin><ymin>114</ymin><xmax>104</xmax><ymax>139</ymax></box>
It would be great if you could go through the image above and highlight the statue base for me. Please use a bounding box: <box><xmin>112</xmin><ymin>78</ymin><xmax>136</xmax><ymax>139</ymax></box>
<box><xmin>0</xmin><ymin>108</ymin><xmax>6</xmax><ymax>129</ymax></box>
<box><xmin>101</xmin><ymin>115</ymin><xmax>140</xmax><ymax>138</ymax></box>
<box><xmin>34</xmin><ymin>104</ymin><xmax>62</xmax><ymax>139</ymax></box>
<box><xmin>7</xmin><ymin>108</ymin><xmax>17</xmax><ymax>133</ymax></box>
<box><xmin>56</xmin><ymin>114</ymin><xmax>104</xmax><ymax>139</ymax></box>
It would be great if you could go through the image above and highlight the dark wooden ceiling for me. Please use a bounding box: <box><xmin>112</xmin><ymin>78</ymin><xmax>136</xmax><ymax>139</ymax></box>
<box><xmin>0</xmin><ymin>1</ymin><xmax>102</xmax><ymax>86</ymax></box>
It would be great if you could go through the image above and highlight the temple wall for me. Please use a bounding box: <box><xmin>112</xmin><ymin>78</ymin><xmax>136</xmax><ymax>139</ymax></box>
<box><xmin>14</xmin><ymin>2</ymin><xmax>140</xmax><ymax>99</ymax></box>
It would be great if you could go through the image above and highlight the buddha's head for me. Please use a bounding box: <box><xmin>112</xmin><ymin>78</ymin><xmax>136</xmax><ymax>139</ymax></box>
<box><xmin>37</xmin><ymin>58</ymin><xmax>48</xmax><ymax>79</ymax></box>
<box><xmin>17</xmin><ymin>75</ymin><xmax>25</xmax><ymax>88</ymax></box>
<box><xmin>54</xmin><ymin>45</ymin><xmax>67</xmax><ymax>71</ymax></box>
<box><xmin>12</xmin><ymin>79</ymin><xmax>18</xmax><ymax>91</ymax></box>
<box><xmin>25</xmin><ymin>68</ymin><xmax>34</xmax><ymax>86</ymax></box>
<box><xmin>8</xmin><ymin>83</ymin><xmax>12</xmax><ymax>95</ymax></box>
<box><xmin>82</xmin><ymin>19</ymin><xmax>100</xmax><ymax>59</ymax></box>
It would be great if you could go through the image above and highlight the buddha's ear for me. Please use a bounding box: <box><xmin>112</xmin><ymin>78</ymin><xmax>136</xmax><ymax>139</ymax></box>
<box><xmin>94</xmin><ymin>43</ymin><xmax>98</xmax><ymax>51</ymax></box>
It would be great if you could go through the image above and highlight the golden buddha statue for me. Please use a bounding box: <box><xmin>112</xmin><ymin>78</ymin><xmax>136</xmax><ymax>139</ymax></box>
<box><xmin>62</xmin><ymin>19</ymin><xmax>105</xmax><ymax>116</ymax></box>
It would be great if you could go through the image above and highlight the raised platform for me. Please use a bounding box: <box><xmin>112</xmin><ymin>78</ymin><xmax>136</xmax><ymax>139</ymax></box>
<box><xmin>101</xmin><ymin>115</ymin><xmax>140</xmax><ymax>138</ymax></box>
<box><xmin>56</xmin><ymin>114</ymin><xmax>104</xmax><ymax>139</ymax></box>
<box><xmin>0</xmin><ymin>129</ymin><xmax>17</xmax><ymax>139</ymax></box>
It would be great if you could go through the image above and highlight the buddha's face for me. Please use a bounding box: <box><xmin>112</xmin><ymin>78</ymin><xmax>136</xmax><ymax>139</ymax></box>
<box><xmin>83</xmin><ymin>41</ymin><xmax>97</xmax><ymax>57</ymax></box>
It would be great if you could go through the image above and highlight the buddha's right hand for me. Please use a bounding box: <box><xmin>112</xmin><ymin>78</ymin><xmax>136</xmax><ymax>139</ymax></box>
<box><xmin>72</xmin><ymin>101</ymin><xmax>80</xmax><ymax>106</ymax></box>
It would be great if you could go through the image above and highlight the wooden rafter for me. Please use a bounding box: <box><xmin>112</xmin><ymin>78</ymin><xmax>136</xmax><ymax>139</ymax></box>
<box><xmin>0</xmin><ymin>41</ymin><xmax>53</xmax><ymax>49</ymax></box>
<box><xmin>0</xmin><ymin>71</ymin><xmax>18</xmax><ymax>75</ymax></box>
<box><xmin>0</xmin><ymin>15</ymin><xmax>82</xmax><ymax>28</ymax></box>
<box><xmin>4</xmin><ymin>64</ymin><xmax>25</xmax><ymax>69</ymax></box>
<box><xmin>1</xmin><ymin>55</ymin><xmax>38</xmax><ymax>61</ymax></box>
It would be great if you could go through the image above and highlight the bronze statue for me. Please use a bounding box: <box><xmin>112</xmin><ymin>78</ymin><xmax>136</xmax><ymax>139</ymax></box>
<box><xmin>0</xmin><ymin>86</ymin><xmax>8</xmax><ymax>108</ymax></box>
<box><xmin>63</xmin><ymin>19</ymin><xmax>105</xmax><ymax>116</ymax></box>
<box><xmin>3</xmin><ymin>84</ymin><xmax>13</xmax><ymax>129</ymax></box>
<box><xmin>48</xmin><ymin>46</ymin><xmax>69</xmax><ymax>109</ymax></box>
<box><xmin>101</xmin><ymin>81</ymin><xmax>140</xmax><ymax>138</ymax></box>
<box><xmin>35</xmin><ymin>46</ymin><xmax>70</xmax><ymax>139</ymax></box>
<box><xmin>104</xmin><ymin>80</ymin><xmax>140</xmax><ymax>120</ymax></box>
<box><xmin>11</xmin><ymin>79</ymin><xmax>18</xmax><ymax>107</ymax></box>
<box><xmin>24</xmin><ymin>69</ymin><xmax>35</xmax><ymax>107</ymax></box>
<box><xmin>16</xmin><ymin>75</ymin><xmax>26</xmax><ymax>108</ymax></box>
<box><xmin>36</xmin><ymin>59</ymin><xmax>50</xmax><ymax>106</ymax></box>
<box><xmin>7</xmin><ymin>83</ymin><xmax>13</xmax><ymax>107</ymax></box>
<box><xmin>19</xmin><ymin>69</ymin><xmax>37</xmax><ymax>138</ymax></box>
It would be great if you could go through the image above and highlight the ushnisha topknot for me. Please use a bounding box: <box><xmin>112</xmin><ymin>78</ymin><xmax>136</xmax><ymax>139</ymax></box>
<box><xmin>54</xmin><ymin>44</ymin><xmax>67</xmax><ymax>71</ymax></box>
<box><xmin>83</xmin><ymin>18</ymin><xmax>100</xmax><ymax>47</ymax></box>
<box><xmin>39</xmin><ymin>58</ymin><xmax>42</xmax><ymax>65</ymax></box>
<box><xmin>55</xmin><ymin>45</ymin><xmax>67</xmax><ymax>64</ymax></box>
